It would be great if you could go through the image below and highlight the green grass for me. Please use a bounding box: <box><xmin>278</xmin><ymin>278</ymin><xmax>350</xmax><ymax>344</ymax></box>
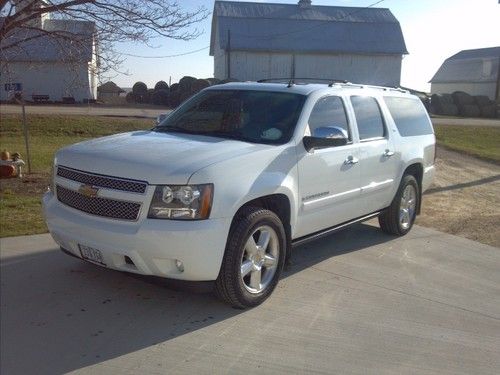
<box><xmin>434</xmin><ymin>125</ymin><xmax>500</xmax><ymax>163</ymax></box>
<box><xmin>0</xmin><ymin>114</ymin><xmax>151</xmax><ymax>237</ymax></box>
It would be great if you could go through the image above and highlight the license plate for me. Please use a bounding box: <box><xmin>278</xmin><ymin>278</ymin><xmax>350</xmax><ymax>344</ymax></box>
<box><xmin>79</xmin><ymin>244</ymin><xmax>106</xmax><ymax>266</ymax></box>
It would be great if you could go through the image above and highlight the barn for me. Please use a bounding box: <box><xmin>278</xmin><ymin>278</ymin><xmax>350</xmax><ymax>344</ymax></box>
<box><xmin>430</xmin><ymin>47</ymin><xmax>500</xmax><ymax>101</ymax></box>
<box><xmin>210</xmin><ymin>0</ymin><xmax>408</xmax><ymax>86</ymax></box>
<box><xmin>0</xmin><ymin>1</ymin><xmax>97</xmax><ymax>103</ymax></box>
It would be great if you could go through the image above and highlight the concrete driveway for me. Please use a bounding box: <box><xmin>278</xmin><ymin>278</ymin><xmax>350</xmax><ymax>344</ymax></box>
<box><xmin>1</xmin><ymin>223</ymin><xmax>499</xmax><ymax>374</ymax></box>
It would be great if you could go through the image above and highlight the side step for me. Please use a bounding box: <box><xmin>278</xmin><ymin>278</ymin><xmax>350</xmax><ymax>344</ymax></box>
<box><xmin>291</xmin><ymin>211</ymin><xmax>382</xmax><ymax>247</ymax></box>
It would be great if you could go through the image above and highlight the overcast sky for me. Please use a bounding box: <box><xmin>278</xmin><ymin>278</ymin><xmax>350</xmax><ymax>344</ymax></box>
<box><xmin>113</xmin><ymin>0</ymin><xmax>500</xmax><ymax>91</ymax></box>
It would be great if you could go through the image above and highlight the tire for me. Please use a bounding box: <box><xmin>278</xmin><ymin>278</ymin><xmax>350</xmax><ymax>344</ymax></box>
<box><xmin>378</xmin><ymin>175</ymin><xmax>419</xmax><ymax>236</ymax></box>
<box><xmin>215</xmin><ymin>207</ymin><xmax>286</xmax><ymax>308</ymax></box>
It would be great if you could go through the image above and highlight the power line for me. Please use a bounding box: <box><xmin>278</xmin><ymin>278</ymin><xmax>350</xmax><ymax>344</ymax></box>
<box><xmin>119</xmin><ymin>46</ymin><xmax>209</xmax><ymax>59</ymax></box>
<box><xmin>117</xmin><ymin>0</ymin><xmax>386</xmax><ymax>59</ymax></box>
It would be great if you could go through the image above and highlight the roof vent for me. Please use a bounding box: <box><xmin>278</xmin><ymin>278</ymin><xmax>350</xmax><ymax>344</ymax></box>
<box><xmin>298</xmin><ymin>0</ymin><xmax>312</xmax><ymax>9</ymax></box>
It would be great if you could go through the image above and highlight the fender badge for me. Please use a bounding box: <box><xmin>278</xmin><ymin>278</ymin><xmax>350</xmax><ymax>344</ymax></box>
<box><xmin>78</xmin><ymin>184</ymin><xmax>99</xmax><ymax>198</ymax></box>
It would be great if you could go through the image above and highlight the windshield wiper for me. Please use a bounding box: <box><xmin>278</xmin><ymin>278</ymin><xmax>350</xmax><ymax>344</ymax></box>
<box><xmin>196</xmin><ymin>130</ymin><xmax>257</xmax><ymax>143</ymax></box>
<box><xmin>153</xmin><ymin>125</ymin><xmax>197</xmax><ymax>134</ymax></box>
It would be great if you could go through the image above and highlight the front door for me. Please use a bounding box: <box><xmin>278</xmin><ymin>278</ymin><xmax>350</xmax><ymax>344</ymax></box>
<box><xmin>295</xmin><ymin>95</ymin><xmax>363</xmax><ymax>238</ymax></box>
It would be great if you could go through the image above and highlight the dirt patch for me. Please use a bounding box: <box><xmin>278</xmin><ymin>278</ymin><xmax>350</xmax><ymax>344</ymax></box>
<box><xmin>417</xmin><ymin>146</ymin><xmax>500</xmax><ymax>248</ymax></box>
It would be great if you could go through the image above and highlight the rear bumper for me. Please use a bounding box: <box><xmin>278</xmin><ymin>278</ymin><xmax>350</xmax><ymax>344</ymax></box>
<box><xmin>43</xmin><ymin>191</ymin><xmax>231</xmax><ymax>281</ymax></box>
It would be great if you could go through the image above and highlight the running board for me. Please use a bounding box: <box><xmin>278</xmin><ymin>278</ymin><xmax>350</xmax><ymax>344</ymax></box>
<box><xmin>291</xmin><ymin>211</ymin><xmax>382</xmax><ymax>247</ymax></box>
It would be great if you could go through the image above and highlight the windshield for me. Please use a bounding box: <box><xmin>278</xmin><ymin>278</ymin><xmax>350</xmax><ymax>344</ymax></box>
<box><xmin>154</xmin><ymin>89</ymin><xmax>306</xmax><ymax>145</ymax></box>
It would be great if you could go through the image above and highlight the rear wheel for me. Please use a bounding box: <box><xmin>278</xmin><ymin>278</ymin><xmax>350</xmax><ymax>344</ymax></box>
<box><xmin>379</xmin><ymin>175</ymin><xmax>419</xmax><ymax>236</ymax></box>
<box><xmin>215</xmin><ymin>207</ymin><xmax>286</xmax><ymax>308</ymax></box>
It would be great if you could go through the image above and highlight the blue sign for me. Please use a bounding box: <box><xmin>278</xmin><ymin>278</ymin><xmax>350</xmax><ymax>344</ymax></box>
<box><xmin>4</xmin><ymin>83</ymin><xmax>22</xmax><ymax>91</ymax></box>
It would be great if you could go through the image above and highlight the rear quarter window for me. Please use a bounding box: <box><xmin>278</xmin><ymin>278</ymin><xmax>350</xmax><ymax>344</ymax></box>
<box><xmin>384</xmin><ymin>97</ymin><xmax>433</xmax><ymax>137</ymax></box>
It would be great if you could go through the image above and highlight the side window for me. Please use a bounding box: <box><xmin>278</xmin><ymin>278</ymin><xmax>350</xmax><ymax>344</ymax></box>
<box><xmin>308</xmin><ymin>96</ymin><xmax>351</xmax><ymax>140</ymax></box>
<box><xmin>384</xmin><ymin>96</ymin><xmax>433</xmax><ymax>137</ymax></box>
<box><xmin>351</xmin><ymin>96</ymin><xmax>385</xmax><ymax>140</ymax></box>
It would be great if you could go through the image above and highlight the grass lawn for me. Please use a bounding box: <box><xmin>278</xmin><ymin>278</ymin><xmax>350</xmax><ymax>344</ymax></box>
<box><xmin>1</xmin><ymin>114</ymin><xmax>499</xmax><ymax>238</ymax></box>
<box><xmin>0</xmin><ymin>114</ymin><xmax>151</xmax><ymax>237</ymax></box>
<box><xmin>434</xmin><ymin>124</ymin><xmax>500</xmax><ymax>163</ymax></box>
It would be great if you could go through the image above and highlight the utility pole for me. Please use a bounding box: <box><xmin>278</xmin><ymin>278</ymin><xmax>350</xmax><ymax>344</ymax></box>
<box><xmin>227</xmin><ymin>29</ymin><xmax>231</xmax><ymax>79</ymax></box>
<box><xmin>17</xmin><ymin>98</ymin><xmax>32</xmax><ymax>174</ymax></box>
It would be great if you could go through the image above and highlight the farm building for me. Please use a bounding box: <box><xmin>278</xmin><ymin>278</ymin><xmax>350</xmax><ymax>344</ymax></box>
<box><xmin>210</xmin><ymin>0</ymin><xmax>408</xmax><ymax>86</ymax></box>
<box><xmin>430</xmin><ymin>46</ymin><xmax>500</xmax><ymax>101</ymax></box>
<box><xmin>0</xmin><ymin>0</ymin><xmax>97</xmax><ymax>103</ymax></box>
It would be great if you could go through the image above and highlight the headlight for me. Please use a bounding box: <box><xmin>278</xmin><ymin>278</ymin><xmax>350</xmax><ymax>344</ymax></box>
<box><xmin>148</xmin><ymin>184</ymin><xmax>213</xmax><ymax>220</ymax></box>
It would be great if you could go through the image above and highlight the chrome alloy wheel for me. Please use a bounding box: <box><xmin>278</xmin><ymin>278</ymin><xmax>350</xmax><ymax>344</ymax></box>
<box><xmin>399</xmin><ymin>184</ymin><xmax>417</xmax><ymax>230</ymax></box>
<box><xmin>240</xmin><ymin>225</ymin><xmax>279</xmax><ymax>294</ymax></box>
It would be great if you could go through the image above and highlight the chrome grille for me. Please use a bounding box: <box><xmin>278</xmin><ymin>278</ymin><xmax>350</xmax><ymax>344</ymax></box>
<box><xmin>56</xmin><ymin>185</ymin><xmax>141</xmax><ymax>221</ymax></box>
<box><xmin>57</xmin><ymin>166</ymin><xmax>147</xmax><ymax>194</ymax></box>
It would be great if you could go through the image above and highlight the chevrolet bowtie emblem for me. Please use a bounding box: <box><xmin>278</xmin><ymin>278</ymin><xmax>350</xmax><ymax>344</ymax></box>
<box><xmin>78</xmin><ymin>184</ymin><xmax>99</xmax><ymax>198</ymax></box>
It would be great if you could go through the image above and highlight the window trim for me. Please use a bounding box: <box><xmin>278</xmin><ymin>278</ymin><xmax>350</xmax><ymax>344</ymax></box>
<box><xmin>306</xmin><ymin>94</ymin><xmax>353</xmax><ymax>145</ymax></box>
<box><xmin>350</xmin><ymin>95</ymin><xmax>388</xmax><ymax>142</ymax></box>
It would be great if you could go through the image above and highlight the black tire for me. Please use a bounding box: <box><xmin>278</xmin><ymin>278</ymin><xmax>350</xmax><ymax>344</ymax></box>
<box><xmin>378</xmin><ymin>175</ymin><xmax>419</xmax><ymax>236</ymax></box>
<box><xmin>215</xmin><ymin>207</ymin><xmax>286</xmax><ymax>309</ymax></box>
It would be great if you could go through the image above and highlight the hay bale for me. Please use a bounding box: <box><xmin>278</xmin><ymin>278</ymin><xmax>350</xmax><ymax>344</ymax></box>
<box><xmin>452</xmin><ymin>91</ymin><xmax>475</xmax><ymax>106</ymax></box>
<box><xmin>459</xmin><ymin>104</ymin><xmax>481</xmax><ymax>118</ymax></box>
<box><xmin>192</xmin><ymin>79</ymin><xmax>210</xmax><ymax>93</ymax></box>
<box><xmin>479</xmin><ymin>104</ymin><xmax>497</xmax><ymax>118</ymax></box>
<box><xmin>151</xmin><ymin>89</ymin><xmax>169</xmax><ymax>106</ymax></box>
<box><xmin>154</xmin><ymin>81</ymin><xmax>169</xmax><ymax>91</ymax></box>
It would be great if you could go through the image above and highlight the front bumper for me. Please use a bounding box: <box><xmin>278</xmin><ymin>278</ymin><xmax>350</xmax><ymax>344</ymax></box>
<box><xmin>42</xmin><ymin>191</ymin><xmax>231</xmax><ymax>281</ymax></box>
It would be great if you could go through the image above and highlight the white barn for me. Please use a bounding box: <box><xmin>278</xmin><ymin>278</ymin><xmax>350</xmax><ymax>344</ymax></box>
<box><xmin>210</xmin><ymin>0</ymin><xmax>408</xmax><ymax>86</ymax></box>
<box><xmin>0</xmin><ymin>1</ymin><xmax>97</xmax><ymax>102</ymax></box>
<box><xmin>430</xmin><ymin>47</ymin><xmax>500</xmax><ymax>101</ymax></box>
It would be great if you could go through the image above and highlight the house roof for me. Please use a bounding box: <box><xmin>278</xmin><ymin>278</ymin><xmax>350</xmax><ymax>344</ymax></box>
<box><xmin>97</xmin><ymin>81</ymin><xmax>125</xmax><ymax>93</ymax></box>
<box><xmin>0</xmin><ymin>18</ymin><xmax>94</xmax><ymax>63</ymax></box>
<box><xmin>430</xmin><ymin>46</ymin><xmax>500</xmax><ymax>84</ymax></box>
<box><xmin>210</xmin><ymin>1</ymin><xmax>408</xmax><ymax>56</ymax></box>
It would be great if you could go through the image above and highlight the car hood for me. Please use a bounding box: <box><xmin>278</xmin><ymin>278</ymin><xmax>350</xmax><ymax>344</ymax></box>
<box><xmin>55</xmin><ymin>130</ymin><xmax>271</xmax><ymax>184</ymax></box>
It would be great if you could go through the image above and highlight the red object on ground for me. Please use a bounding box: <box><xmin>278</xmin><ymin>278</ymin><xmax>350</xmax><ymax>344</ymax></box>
<box><xmin>0</xmin><ymin>164</ymin><xmax>16</xmax><ymax>178</ymax></box>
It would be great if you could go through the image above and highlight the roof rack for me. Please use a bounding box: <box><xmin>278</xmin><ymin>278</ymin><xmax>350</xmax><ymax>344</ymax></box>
<box><xmin>257</xmin><ymin>78</ymin><xmax>349</xmax><ymax>87</ymax></box>
<box><xmin>256</xmin><ymin>78</ymin><xmax>409</xmax><ymax>93</ymax></box>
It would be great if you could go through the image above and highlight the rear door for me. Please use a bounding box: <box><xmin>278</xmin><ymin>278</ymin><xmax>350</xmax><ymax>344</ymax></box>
<box><xmin>349</xmin><ymin>95</ymin><xmax>400</xmax><ymax>214</ymax></box>
<box><xmin>295</xmin><ymin>95</ymin><xmax>363</xmax><ymax>238</ymax></box>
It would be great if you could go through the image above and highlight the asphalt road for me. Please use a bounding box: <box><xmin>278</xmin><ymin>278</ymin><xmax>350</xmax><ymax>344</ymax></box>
<box><xmin>1</xmin><ymin>223</ymin><xmax>499</xmax><ymax>374</ymax></box>
<box><xmin>1</xmin><ymin>103</ymin><xmax>500</xmax><ymax>127</ymax></box>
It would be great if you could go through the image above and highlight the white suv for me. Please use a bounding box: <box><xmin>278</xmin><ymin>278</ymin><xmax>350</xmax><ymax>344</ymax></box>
<box><xmin>43</xmin><ymin>82</ymin><xmax>435</xmax><ymax>308</ymax></box>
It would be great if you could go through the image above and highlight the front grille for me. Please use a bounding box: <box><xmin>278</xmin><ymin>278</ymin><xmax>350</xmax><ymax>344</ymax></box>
<box><xmin>56</xmin><ymin>185</ymin><xmax>141</xmax><ymax>221</ymax></box>
<box><xmin>57</xmin><ymin>166</ymin><xmax>147</xmax><ymax>194</ymax></box>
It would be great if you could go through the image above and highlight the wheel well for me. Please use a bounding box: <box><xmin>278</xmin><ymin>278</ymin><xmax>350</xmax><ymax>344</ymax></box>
<box><xmin>403</xmin><ymin>163</ymin><xmax>423</xmax><ymax>214</ymax></box>
<box><xmin>234</xmin><ymin>194</ymin><xmax>292</xmax><ymax>261</ymax></box>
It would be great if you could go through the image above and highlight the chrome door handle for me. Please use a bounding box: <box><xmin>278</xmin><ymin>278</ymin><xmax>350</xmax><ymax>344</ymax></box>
<box><xmin>383</xmin><ymin>149</ymin><xmax>395</xmax><ymax>157</ymax></box>
<box><xmin>344</xmin><ymin>155</ymin><xmax>359</xmax><ymax>165</ymax></box>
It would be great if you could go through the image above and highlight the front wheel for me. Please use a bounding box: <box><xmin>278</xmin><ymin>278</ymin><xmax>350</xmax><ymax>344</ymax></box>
<box><xmin>215</xmin><ymin>207</ymin><xmax>286</xmax><ymax>308</ymax></box>
<box><xmin>379</xmin><ymin>175</ymin><xmax>419</xmax><ymax>236</ymax></box>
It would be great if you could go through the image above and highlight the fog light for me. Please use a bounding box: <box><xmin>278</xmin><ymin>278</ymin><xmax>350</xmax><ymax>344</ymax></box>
<box><xmin>175</xmin><ymin>259</ymin><xmax>184</xmax><ymax>272</ymax></box>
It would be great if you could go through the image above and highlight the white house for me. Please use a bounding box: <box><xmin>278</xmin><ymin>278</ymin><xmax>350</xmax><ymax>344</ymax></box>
<box><xmin>0</xmin><ymin>1</ymin><xmax>97</xmax><ymax>102</ymax></box>
<box><xmin>210</xmin><ymin>0</ymin><xmax>408</xmax><ymax>86</ymax></box>
<box><xmin>430</xmin><ymin>47</ymin><xmax>500</xmax><ymax>101</ymax></box>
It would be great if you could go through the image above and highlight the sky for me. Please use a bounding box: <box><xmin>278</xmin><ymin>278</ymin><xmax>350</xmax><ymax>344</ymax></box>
<box><xmin>112</xmin><ymin>0</ymin><xmax>500</xmax><ymax>92</ymax></box>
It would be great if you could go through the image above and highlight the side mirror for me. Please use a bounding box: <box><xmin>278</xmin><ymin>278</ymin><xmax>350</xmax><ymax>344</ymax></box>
<box><xmin>303</xmin><ymin>126</ymin><xmax>348</xmax><ymax>152</ymax></box>
<box><xmin>155</xmin><ymin>113</ymin><xmax>168</xmax><ymax>125</ymax></box>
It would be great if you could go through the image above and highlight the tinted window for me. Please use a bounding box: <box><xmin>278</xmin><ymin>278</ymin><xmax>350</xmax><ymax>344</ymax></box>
<box><xmin>351</xmin><ymin>96</ymin><xmax>385</xmax><ymax>140</ymax></box>
<box><xmin>156</xmin><ymin>90</ymin><xmax>306</xmax><ymax>145</ymax></box>
<box><xmin>384</xmin><ymin>97</ymin><xmax>433</xmax><ymax>136</ymax></box>
<box><xmin>308</xmin><ymin>96</ymin><xmax>350</xmax><ymax>140</ymax></box>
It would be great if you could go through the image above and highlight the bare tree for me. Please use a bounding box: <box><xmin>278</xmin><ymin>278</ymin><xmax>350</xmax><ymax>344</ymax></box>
<box><xmin>0</xmin><ymin>0</ymin><xmax>209</xmax><ymax>76</ymax></box>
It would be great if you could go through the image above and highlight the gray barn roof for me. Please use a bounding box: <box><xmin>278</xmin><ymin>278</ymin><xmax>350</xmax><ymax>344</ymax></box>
<box><xmin>0</xmin><ymin>19</ymin><xmax>94</xmax><ymax>63</ymax></box>
<box><xmin>430</xmin><ymin>46</ymin><xmax>500</xmax><ymax>84</ymax></box>
<box><xmin>210</xmin><ymin>1</ymin><xmax>408</xmax><ymax>56</ymax></box>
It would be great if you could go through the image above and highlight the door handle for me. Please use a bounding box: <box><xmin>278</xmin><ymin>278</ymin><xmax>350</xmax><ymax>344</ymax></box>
<box><xmin>383</xmin><ymin>149</ymin><xmax>395</xmax><ymax>157</ymax></box>
<box><xmin>344</xmin><ymin>155</ymin><xmax>359</xmax><ymax>165</ymax></box>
